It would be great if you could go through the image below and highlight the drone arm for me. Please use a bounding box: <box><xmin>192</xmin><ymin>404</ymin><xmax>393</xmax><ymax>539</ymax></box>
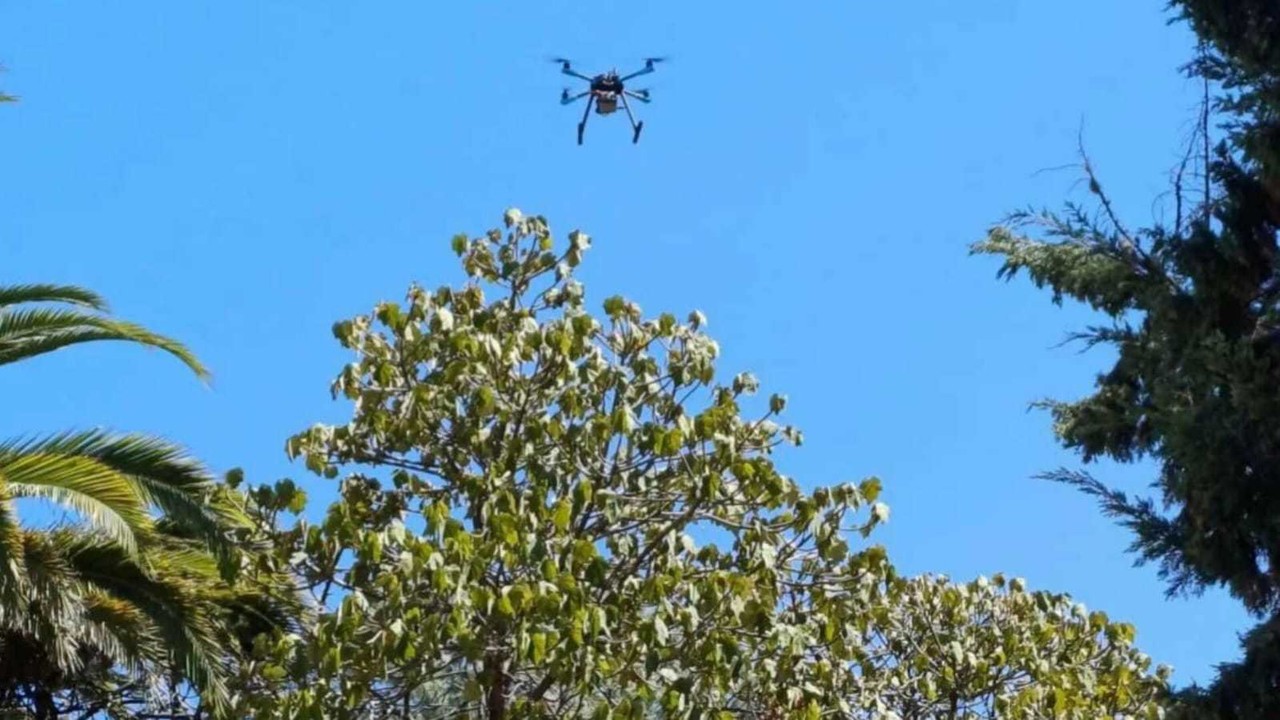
<box><xmin>561</xmin><ymin>89</ymin><xmax>590</xmax><ymax>105</ymax></box>
<box><xmin>623</xmin><ymin>90</ymin><xmax>650</xmax><ymax>103</ymax></box>
<box><xmin>561</xmin><ymin>67</ymin><xmax>595</xmax><ymax>82</ymax></box>
<box><xmin>618</xmin><ymin>66</ymin><xmax>653</xmax><ymax>82</ymax></box>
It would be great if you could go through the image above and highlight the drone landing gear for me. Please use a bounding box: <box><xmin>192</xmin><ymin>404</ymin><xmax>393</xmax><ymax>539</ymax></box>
<box><xmin>577</xmin><ymin>93</ymin><xmax>595</xmax><ymax>145</ymax></box>
<box><xmin>620</xmin><ymin>93</ymin><xmax>643</xmax><ymax>144</ymax></box>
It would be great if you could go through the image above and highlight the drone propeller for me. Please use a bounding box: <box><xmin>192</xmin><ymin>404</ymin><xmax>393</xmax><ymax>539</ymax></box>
<box><xmin>549</xmin><ymin>56</ymin><xmax>595</xmax><ymax>82</ymax></box>
<box><xmin>620</xmin><ymin>57</ymin><xmax>667</xmax><ymax>82</ymax></box>
<box><xmin>560</xmin><ymin>87</ymin><xmax>590</xmax><ymax>105</ymax></box>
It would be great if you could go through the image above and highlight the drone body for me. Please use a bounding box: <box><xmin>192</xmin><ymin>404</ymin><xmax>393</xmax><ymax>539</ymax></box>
<box><xmin>554</xmin><ymin>57</ymin><xmax>664</xmax><ymax>145</ymax></box>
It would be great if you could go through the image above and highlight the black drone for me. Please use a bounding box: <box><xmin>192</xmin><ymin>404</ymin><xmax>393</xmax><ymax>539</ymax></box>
<box><xmin>553</xmin><ymin>57</ymin><xmax>665</xmax><ymax>145</ymax></box>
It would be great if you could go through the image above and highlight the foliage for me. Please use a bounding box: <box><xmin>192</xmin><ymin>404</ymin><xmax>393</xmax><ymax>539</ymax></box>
<box><xmin>230</xmin><ymin>210</ymin><xmax>1172</xmax><ymax>719</ymax></box>
<box><xmin>971</xmin><ymin>180</ymin><xmax>1280</xmax><ymax>610</ymax></box>
<box><xmin>0</xmin><ymin>284</ymin><xmax>209</xmax><ymax>379</ymax></box>
<box><xmin>973</xmin><ymin>2</ymin><xmax>1280</xmax><ymax>716</ymax></box>
<box><xmin>1167</xmin><ymin>0</ymin><xmax>1280</xmax><ymax>182</ymax></box>
<box><xmin>0</xmin><ymin>500</ymin><xmax>299</xmax><ymax>719</ymax></box>
<box><xmin>238</xmin><ymin>209</ymin><xmax>894</xmax><ymax>718</ymax></box>
<box><xmin>850</xmin><ymin>573</ymin><xmax>1170</xmax><ymax>719</ymax></box>
<box><xmin>0</xmin><ymin>285</ymin><xmax>296</xmax><ymax>718</ymax></box>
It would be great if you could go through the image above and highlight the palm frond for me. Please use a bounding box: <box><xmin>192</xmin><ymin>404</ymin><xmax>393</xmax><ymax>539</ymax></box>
<box><xmin>147</xmin><ymin>531</ymin><xmax>308</xmax><ymax>651</ymax></box>
<box><xmin>8</xmin><ymin>531</ymin><xmax>88</xmax><ymax>674</ymax></box>
<box><xmin>0</xmin><ymin>437</ymin><xmax>157</xmax><ymax>555</ymax></box>
<box><xmin>81</xmin><ymin>591</ymin><xmax>166</xmax><ymax>675</ymax></box>
<box><xmin>0</xmin><ymin>307</ymin><xmax>209</xmax><ymax>381</ymax></box>
<box><xmin>28</xmin><ymin>430</ymin><xmax>249</xmax><ymax>566</ymax></box>
<box><xmin>8</xmin><ymin>482</ymin><xmax>147</xmax><ymax>556</ymax></box>
<box><xmin>140</xmin><ymin>539</ymin><xmax>223</xmax><ymax>581</ymax></box>
<box><xmin>61</xmin><ymin>535</ymin><xmax>233</xmax><ymax>713</ymax></box>
<box><xmin>0</xmin><ymin>493</ymin><xmax>26</xmax><ymax>600</ymax></box>
<box><xmin>0</xmin><ymin>284</ymin><xmax>108</xmax><ymax>311</ymax></box>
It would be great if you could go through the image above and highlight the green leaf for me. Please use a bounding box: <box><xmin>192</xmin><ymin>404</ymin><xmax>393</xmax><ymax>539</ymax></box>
<box><xmin>552</xmin><ymin>498</ymin><xmax>572</xmax><ymax>532</ymax></box>
<box><xmin>574</xmin><ymin>477</ymin><xmax>594</xmax><ymax>506</ymax></box>
<box><xmin>858</xmin><ymin>477</ymin><xmax>882</xmax><ymax>503</ymax></box>
<box><xmin>653</xmin><ymin>616</ymin><xmax>669</xmax><ymax>645</ymax></box>
<box><xmin>604</xmin><ymin>295</ymin><xmax>626</xmax><ymax>317</ymax></box>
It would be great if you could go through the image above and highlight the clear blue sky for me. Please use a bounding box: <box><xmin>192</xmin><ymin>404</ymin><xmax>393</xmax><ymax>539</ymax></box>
<box><xmin>0</xmin><ymin>0</ymin><xmax>1250</xmax><ymax>688</ymax></box>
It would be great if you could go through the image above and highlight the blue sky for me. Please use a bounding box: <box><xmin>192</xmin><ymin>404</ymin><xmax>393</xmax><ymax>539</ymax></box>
<box><xmin>0</xmin><ymin>0</ymin><xmax>1249</xmax><ymax>688</ymax></box>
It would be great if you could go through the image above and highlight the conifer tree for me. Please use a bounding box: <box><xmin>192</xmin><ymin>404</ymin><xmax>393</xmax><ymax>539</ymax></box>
<box><xmin>974</xmin><ymin>1</ymin><xmax>1280</xmax><ymax>715</ymax></box>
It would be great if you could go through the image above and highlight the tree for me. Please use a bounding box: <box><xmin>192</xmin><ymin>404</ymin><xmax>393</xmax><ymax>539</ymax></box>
<box><xmin>971</xmin><ymin>1</ymin><xmax>1280</xmax><ymax>715</ymax></box>
<box><xmin>241</xmin><ymin>209</ymin><xmax>894</xmax><ymax>719</ymax></box>
<box><xmin>0</xmin><ymin>285</ymin><xmax>297</xmax><ymax>718</ymax></box>
<box><xmin>232</xmin><ymin>210</ymin><xmax>1172</xmax><ymax>719</ymax></box>
<box><xmin>1168</xmin><ymin>0</ymin><xmax>1280</xmax><ymax>192</ymax></box>
<box><xmin>709</xmin><ymin>573</ymin><xmax>1170</xmax><ymax>719</ymax></box>
<box><xmin>850</xmin><ymin>573</ymin><xmax>1169</xmax><ymax>719</ymax></box>
<box><xmin>0</xmin><ymin>497</ymin><xmax>299</xmax><ymax>719</ymax></box>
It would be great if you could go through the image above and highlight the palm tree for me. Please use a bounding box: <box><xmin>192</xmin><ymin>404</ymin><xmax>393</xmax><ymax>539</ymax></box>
<box><xmin>0</xmin><ymin>284</ymin><xmax>290</xmax><ymax>717</ymax></box>
<box><xmin>0</xmin><ymin>522</ymin><xmax>300</xmax><ymax>719</ymax></box>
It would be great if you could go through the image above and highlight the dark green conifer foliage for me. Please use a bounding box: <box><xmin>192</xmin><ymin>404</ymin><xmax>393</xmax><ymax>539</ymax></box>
<box><xmin>974</xmin><ymin>1</ymin><xmax>1280</xmax><ymax>715</ymax></box>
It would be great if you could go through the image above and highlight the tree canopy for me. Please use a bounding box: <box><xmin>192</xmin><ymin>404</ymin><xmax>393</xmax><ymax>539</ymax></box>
<box><xmin>848</xmin><ymin>573</ymin><xmax>1168</xmax><ymax>719</ymax></box>
<box><xmin>222</xmin><ymin>210</ymin><xmax>1170</xmax><ymax>719</ymax></box>
<box><xmin>973</xmin><ymin>1</ymin><xmax>1280</xmax><ymax>715</ymax></box>
<box><xmin>0</xmin><ymin>285</ymin><xmax>297</xmax><ymax>719</ymax></box>
<box><xmin>242</xmin><ymin>209</ymin><xmax>895</xmax><ymax>718</ymax></box>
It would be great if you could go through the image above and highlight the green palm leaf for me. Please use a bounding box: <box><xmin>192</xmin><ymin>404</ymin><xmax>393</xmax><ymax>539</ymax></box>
<box><xmin>81</xmin><ymin>591</ymin><xmax>165</xmax><ymax>675</ymax></box>
<box><xmin>61</xmin><ymin>534</ymin><xmax>232</xmax><ymax>714</ymax></box>
<box><xmin>5</xmin><ymin>531</ymin><xmax>86</xmax><ymax>673</ymax></box>
<box><xmin>0</xmin><ymin>436</ymin><xmax>155</xmax><ymax>556</ymax></box>
<box><xmin>0</xmin><ymin>307</ymin><xmax>209</xmax><ymax>381</ymax></box>
<box><xmin>0</xmin><ymin>284</ymin><xmax>107</xmax><ymax>311</ymax></box>
<box><xmin>14</xmin><ymin>431</ymin><xmax>249</xmax><ymax>563</ymax></box>
<box><xmin>0</xmin><ymin>494</ymin><xmax>26</xmax><ymax>596</ymax></box>
<box><xmin>0</xmin><ymin>533</ymin><xmax>165</xmax><ymax>701</ymax></box>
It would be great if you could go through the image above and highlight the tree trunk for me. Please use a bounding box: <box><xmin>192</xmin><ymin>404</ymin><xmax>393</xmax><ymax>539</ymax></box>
<box><xmin>485</xmin><ymin>653</ymin><xmax>508</xmax><ymax>719</ymax></box>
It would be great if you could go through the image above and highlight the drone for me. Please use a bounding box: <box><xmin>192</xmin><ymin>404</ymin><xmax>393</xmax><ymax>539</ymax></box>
<box><xmin>553</xmin><ymin>57</ymin><xmax>665</xmax><ymax>145</ymax></box>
